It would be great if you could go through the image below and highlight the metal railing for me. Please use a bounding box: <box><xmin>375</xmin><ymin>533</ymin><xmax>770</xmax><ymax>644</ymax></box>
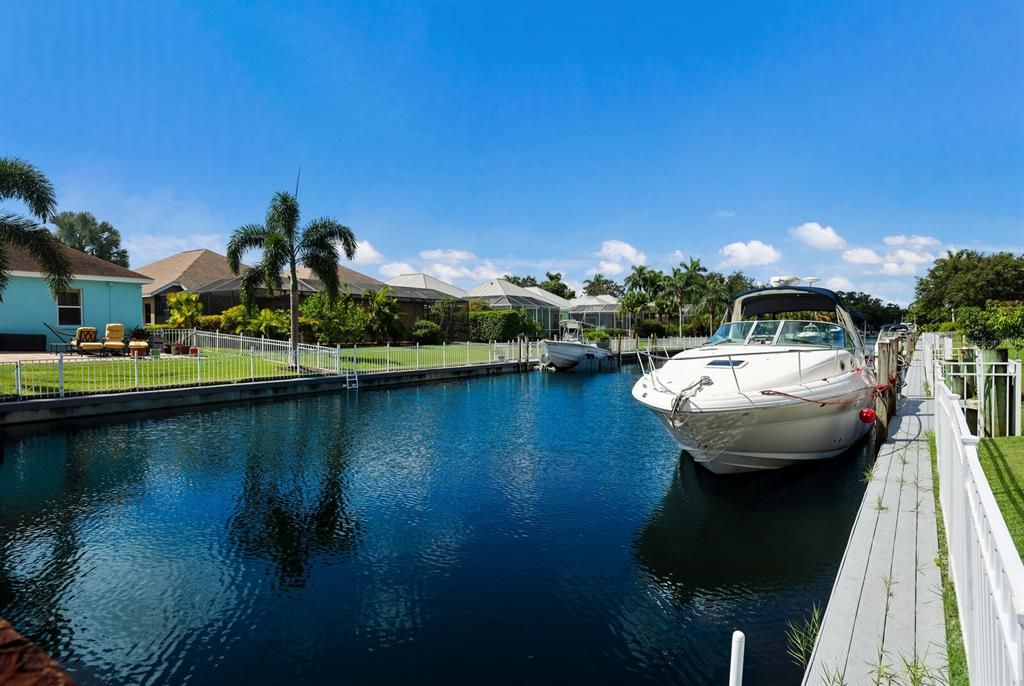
<box><xmin>609</xmin><ymin>336</ymin><xmax>709</xmax><ymax>355</ymax></box>
<box><xmin>922</xmin><ymin>332</ymin><xmax>1022</xmax><ymax>438</ymax></box>
<box><xmin>0</xmin><ymin>330</ymin><xmax>544</xmax><ymax>401</ymax></box>
<box><xmin>934</xmin><ymin>367</ymin><xmax>1024</xmax><ymax>685</ymax></box>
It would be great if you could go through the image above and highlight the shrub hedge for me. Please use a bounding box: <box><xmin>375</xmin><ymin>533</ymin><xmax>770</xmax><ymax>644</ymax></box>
<box><xmin>634</xmin><ymin>319</ymin><xmax>667</xmax><ymax>337</ymax></box>
<box><xmin>469</xmin><ymin>310</ymin><xmax>543</xmax><ymax>341</ymax></box>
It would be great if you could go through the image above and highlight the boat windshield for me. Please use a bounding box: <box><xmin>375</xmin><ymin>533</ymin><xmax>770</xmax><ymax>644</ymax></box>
<box><xmin>706</xmin><ymin>320</ymin><xmax>851</xmax><ymax>349</ymax></box>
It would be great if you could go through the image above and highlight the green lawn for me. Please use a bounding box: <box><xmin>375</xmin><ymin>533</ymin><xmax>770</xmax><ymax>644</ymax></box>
<box><xmin>978</xmin><ymin>436</ymin><xmax>1024</xmax><ymax>557</ymax></box>
<box><xmin>332</xmin><ymin>342</ymin><xmax>520</xmax><ymax>372</ymax></box>
<box><xmin>0</xmin><ymin>351</ymin><xmax>300</xmax><ymax>399</ymax></box>
<box><xmin>0</xmin><ymin>343</ymin><xmax>520</xmax><ymax>399</ymax></box>
<box><xmin>926</xmin><ymin>430</ymin><xmax>969</xmax><ymax>686</ymax></box>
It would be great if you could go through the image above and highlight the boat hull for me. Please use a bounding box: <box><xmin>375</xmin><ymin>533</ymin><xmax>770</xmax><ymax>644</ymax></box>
<box><xmin>651</xmin><ymin>397</ymin><xmax>873</xmax><ymax>474</ymax></box>
<box><xmin>542</xmin><ymin>340</ymin><xmax>612</xmax><ymax>371</ymax></box>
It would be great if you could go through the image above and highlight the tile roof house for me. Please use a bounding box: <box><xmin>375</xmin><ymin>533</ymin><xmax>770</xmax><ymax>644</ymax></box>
<box><xmin>135</xmin><ymin>249</ymin><xmax>246</xmax><ymax>324</ymax></box>
<box><xmin>0</xmin><ymin>244</ymin><xmax>152</xmax><ymax>350</ymax></box>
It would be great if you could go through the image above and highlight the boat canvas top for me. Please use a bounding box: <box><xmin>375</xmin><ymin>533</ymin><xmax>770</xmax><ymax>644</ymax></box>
<box><xmin>728</xmin><ymin>286</ymin><xmax>865</xmax><ymax>350</ymax></box>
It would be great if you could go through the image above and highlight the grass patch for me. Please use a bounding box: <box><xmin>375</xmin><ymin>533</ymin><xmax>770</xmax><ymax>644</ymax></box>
<box><xmin>786</xmin><ymin>603</ymin><xmax>823</xmax><ymax>668</ymax></box>
<box><xmin>0</xmin><ymin>350</ymin><xmax>301</xmax><ymax>398</ymax></box>
<box><xmin>926</xmin><ymin>430</ymin><xmax>969</xmax><ymax>685</ymax></box>
<box><xmin>977</xmin><ymin>436</ymin><xmax>1024</xmax><ymax>557</ymax></box>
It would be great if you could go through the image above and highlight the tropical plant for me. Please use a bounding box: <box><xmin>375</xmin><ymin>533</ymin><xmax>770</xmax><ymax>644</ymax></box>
<box><xmin>503</xmin><ymin>274</ymin><xmax>538</xmax><ymax>287</ymax></box>
<box><xmin>582</xmin><ymin>272</ymin><xmax>624</xmax><ymax>298</ymax></box>
<box><xmin>166</xmin><ymin>291</ymin><xmax>203</xmax><ymax>328</ymax></box>
<box><xmin>299</xmin><ymin>291</ymin><xmax>370</xmax><ymax>344</ymax></box>
<box><xmin>620</xmin><ymin>290</ymin><xmax>648</xmax><ymax>329</ymax></box>
<box><xmin>469</xmin><ymin>309</ymin><xmax>543</xmax><ymax>341</ymax></box>
<box><xmin>52</xmin><ymin>211</ymin><xmax>129</xmax><ymax>266</ymax></box>
<box><xmin>912</xmin><ymin>250</ymin><xmax>1024</xmax><ymax>326</ymax></box>
<box><xmin>624</xmin><ymin>265</ymin><xmax>663</xmax><ymax>296</ymax></box>
<box><xmin>697</xmin><ymin>272</ymin><xmax>731</xmax><ymax>335</ymax></box>
<box><xmin>364</xmin><ymin>287</ymin><xmax>404</xmax><ymax>342</ymax></box>
<box><xmin>0</xmin><ymin>157</ymin><xmax>72</xmax><ymax>300</ymax></box>
<box><xmin>410</xmin><ymin>319</ymin><xmax>443</xmax><ymax>344</ymax></box>
<box><xmin>665</xmin><ymin>257</ymin><xmax>708</xmax><ymax>334</ymax></box>
<box><xmin>428</xmin><ymin>296</ymin><xmax>467</xmax><ymax>341</ymax></box>
<box><xmin>538</xmin><ymin>271</ymin><xmax>576</xmax><ymax>300</ymax></box>
<box><xmin>226</xmin><ymin>191</ymin><xmax>357</xmax><ymax>352</ymax></box>
<box><xmin>468</xmin><ymin>298</ymin><xmax>491</xmax><ymax>311</ymax></box>
<box><xmin>247</xmin><ymin>308</ymin><xmax>290</xmax><ymax>338</ymax></box>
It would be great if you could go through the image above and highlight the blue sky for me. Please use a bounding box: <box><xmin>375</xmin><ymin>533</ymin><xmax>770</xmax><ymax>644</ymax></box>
<box><xmin>3</xmin><ymin>0</ymin><xmax>1022</xmax><ymax>305</ymax></box>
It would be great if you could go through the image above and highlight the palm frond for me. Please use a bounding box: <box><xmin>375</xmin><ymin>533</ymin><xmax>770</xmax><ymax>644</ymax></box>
<box><xmin>0</xmin><ymin>243</ymin><xmax>9</xmax><ymax>299</ymax></box>
<box><xmin>226</xmin><ymin>223</ymin><xmax>268</xmax><ymax>274</ymax></box>
<box><xmin>0</xmin><ymin>157</ymin><xmax>57</xmax><ymax>221</ymax></box>
<box><xmin>261</xmin><ymin>230</ymin><xmax>289</xmax><ymax>290</ymax></box>
<box><xmin>301</xmin><ymin>218</ymin><xmax>357</xmax><ymax>260</ymax></box>
<box><xmin>267</xmin><ymin>192</ymin><xmax>300</xmax><ymax>245</ymax></box>
<box><xmin>302</xmin><ymin>245</ymin><xmax>341</xmax><ymax>301</ymax></box>
<box><xmin>238</xmin><ymin>267</ymin><xmax>267</xmax><ymax>313</ymax></box>
<box><xmin>0</xmin><ymin>212</ymin><xmax>73</xmax><ymax>297</ymax></box>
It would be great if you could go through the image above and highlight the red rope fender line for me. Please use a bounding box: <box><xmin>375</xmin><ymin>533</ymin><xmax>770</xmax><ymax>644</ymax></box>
<box><xmin>759</xmin><ymin>379</ymin><xmax>890</xmax><ymax>406</ymax></box>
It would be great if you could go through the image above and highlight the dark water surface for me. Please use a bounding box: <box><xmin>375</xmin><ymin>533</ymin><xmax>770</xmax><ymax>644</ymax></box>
<box><xmin>0</xmin><ymin>368</ymin><xmax>874</xmax><ymax>685</ymax></box>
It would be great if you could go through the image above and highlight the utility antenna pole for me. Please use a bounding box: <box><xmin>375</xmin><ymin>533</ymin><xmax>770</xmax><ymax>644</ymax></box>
<box><xmin>294</xmin><ymin>166</ymin><xmax>302</xmax><ymax>198</ymax></box>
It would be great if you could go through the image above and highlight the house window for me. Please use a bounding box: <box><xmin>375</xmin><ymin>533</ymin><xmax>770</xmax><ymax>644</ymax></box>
<box><xmin>57</xmin><ymin>289</ymin><xmax>82</xmax><ymax>326</ymax></box>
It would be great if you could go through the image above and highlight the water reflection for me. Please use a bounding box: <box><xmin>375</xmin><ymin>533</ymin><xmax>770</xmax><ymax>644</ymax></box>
<box><xmin>634</xmin><ymin>434</ymin><xmax>876</xmax><ymax>604</ymax></box>
<box><xmin>227</xmin><ymin>399</ymin><xmax>363</xmax><ymax>589</ymax></box>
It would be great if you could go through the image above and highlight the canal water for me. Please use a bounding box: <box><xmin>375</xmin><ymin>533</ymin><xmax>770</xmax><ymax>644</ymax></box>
<box><xmin>0</xmin><ymin>367</ymin><xmax>875</xmax><ymax>685</ymax></box>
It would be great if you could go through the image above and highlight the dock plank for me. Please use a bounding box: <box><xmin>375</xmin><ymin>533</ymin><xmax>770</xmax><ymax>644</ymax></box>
<box><xmin>804</xmin><ymin>349</ymin><xmax>948</xmax><ymax>685</ymax></box>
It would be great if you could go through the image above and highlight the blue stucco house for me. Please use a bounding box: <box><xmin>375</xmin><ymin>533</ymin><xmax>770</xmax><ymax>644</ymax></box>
<box><xmin>0</xmin><ymin>244</ymin><xmax>152</xmax><ymax>350</ymax></box>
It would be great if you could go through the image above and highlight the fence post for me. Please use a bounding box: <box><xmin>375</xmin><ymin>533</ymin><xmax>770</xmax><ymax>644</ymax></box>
<box><xmin>728</xmin><ymin>631</ymin><xmax>745</xmax><ymax>686</ymax></box>
<box><xmin>387</xmin><ymin>343</ymin><xmax>391</xmax><ymax>372</ymax></box>
<box><xmin>336</xmin><ymin>344</ymin><xmax>341</xmax><ymax>376</ymax></box>
<box><xmin>353</xmin><ymin>344</ymin><xmax>358</xmax><ymax>372</ymax></box>
<box><xmin>197</xmin><ymin>349</ymin><xmax>202</xmax><ymax>385</ymax></box>
<box><xmin>467</xmin><ymin>340</ymin><xmax>470</xmax><ymax>366</ymax></box>
<box><xmin>416</xmin><ymin>342</ymin><xmax>420</xmax><ymax>371</ymax></box>
<box><xmin>134</xmin><ymin>352</ymin><xmax>140</xmax><ymax>390</ymax></box>
<box><xmin>250</xmin><ymin>347</ymin><xmax>255</xmax><ymax>381</ymax></box>
<box><xmin>14</xmin><ymin>361</ymin><xmax>21</xmax><ymax>398</ymax></box>
<box><xmin>443</xmin><ymin>341</ymin><xmax>446</xmax><ymax>368</ymax></box>
<box><xmin>58</xmin><ymin>353</ymin><xmax>65</xmax><ymax>398</ymax></box>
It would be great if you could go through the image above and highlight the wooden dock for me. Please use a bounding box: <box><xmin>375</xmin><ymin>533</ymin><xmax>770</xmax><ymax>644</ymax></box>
<box><xmin>803</xmin><ymin>350</ymin><xmax>948</xmax><ymax>684</ymax></box>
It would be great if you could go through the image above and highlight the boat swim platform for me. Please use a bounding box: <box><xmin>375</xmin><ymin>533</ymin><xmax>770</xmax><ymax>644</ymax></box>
<box><xmin>803</xmin><ymin>349</ymin><xmax>948</xmax><ymax>685</ymax></box>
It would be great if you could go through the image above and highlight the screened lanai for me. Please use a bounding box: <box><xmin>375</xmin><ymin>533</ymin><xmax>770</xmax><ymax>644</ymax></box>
<box><xmin>466</xmin><ymin>279</ymin><xmax>561</xmax><ymax>335</ymax></box>
<box><xmin>568</xmin><ymin>295</ymin><xmax>621</xmax><ymax>329</ymax></box>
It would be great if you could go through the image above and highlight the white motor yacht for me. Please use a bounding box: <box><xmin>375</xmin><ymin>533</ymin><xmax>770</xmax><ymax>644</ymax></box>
<box><xmin>542</xmin><ymin>320</ymin><xmax>613</xmax><ymax>371</ymax></box>
<box><xmin>631</xmin><ymin>284</ymin><xmax>880</xmax><ymax>474</ymax></box>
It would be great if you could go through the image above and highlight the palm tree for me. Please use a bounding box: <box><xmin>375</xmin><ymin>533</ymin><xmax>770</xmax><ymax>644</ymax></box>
<box><xmin>0</xmin><ymin>157</ymin><xmax>72</xmax><ymax>300</ymax></box>
<box><xmin>364</xmin><ymin>287</ymin><xmax>403</xmax><ymax>342</ymax></box>
<box><xmin>697</xmin><ymin>272</ymin><xmax>731</xmax><ymax>335</ymax></box>
<box><xmin>672</xmin><ymin>257</ymin><xmax>708</xmax><ymax>333</ymax></box>
<box><xmin>582</xmin><ymin>272</ymin><xmax>623</xmax><ymax>298</ymax></box>
<box><xmin>227</xmin><ymin>191</ymin><xmax>356</xmax><ymax>354</ymax></box>
<box><xmin>53</xmin><ymin>211</ymin><xmax>129</xmax><ymax>266</ymax></box>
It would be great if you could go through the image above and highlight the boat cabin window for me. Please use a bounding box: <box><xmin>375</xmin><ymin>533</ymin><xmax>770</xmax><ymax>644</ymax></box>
<box><xmin>707</xmin><ymin>319</ymin><xmax>851</xmax><ymax>349</ymax></box>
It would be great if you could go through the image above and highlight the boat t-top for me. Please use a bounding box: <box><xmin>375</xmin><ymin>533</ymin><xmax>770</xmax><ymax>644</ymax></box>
<box><xmin>631</xmin><ymin>277</ymin><xmax>881</xmax><ymax>474</ymax></box>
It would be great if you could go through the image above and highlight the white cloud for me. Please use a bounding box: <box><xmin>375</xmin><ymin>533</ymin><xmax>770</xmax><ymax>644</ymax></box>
<box><xmin>714</xmin><ymin>209</ymin><xmax>736</xmax><ymax>218</ymax></box>
<box><xmin>596</xmin><ymin>240</ymin><xmax>646</xmax><ymax>265</ymax></box>
<box><xmin>596</xmin><ymin>260</ymin><xmax>625</xmax><ymax>276</ymax></box>
<box><xmin>419</xmin><ymin>248</ymin><xmax>476</xmax><ymax>262</ymax></box>
<box><xmin>426</xmin><ymin>260</ymin><xmax>503</xmax><ymax>283</ymax></box>
<box><xmin>888</xmin><ymin>248</ymin><xmax>935</xmax><ymax>265</ymax></box>
<box><xmin>789</xmin><ymin>222</ymin><xmax>847</xmax><ymax>250</ymax></box>
<box><xmin>842</xmin><ymin>247</ymin><xmax>883</xmax><ymax>264</ymax></box>
<box><xmin>379</xmin><ymin>261</ymin><xmax>415</xmax><ymax>278</ymax></box>
<box><xmin>883</xmin><ymin>234</ymin><xmax>941</xmax><ymax>248</ymax></box>
<box><xmin>671</xmin><ymin>249</ymin><xmax>685</xmax><ymax>262</ymax></box>
<box><xmin>879</xmin><ymin>262</ymin><xmax>918</xmax><ymax>276</ymax></box>
<box><xmin>825</xmin><ymin>276</ymin><xmax>853</xmax><ymax>291</ymax></box>
<box><xmin>719</xmin><ymin>240</ymin><xmax>781</xmax><ymax>268</ymax></box>
<box><xmin>351</xmin><ymin>240</ymin><xmax>384</xmax><ymax>265</ymax></box>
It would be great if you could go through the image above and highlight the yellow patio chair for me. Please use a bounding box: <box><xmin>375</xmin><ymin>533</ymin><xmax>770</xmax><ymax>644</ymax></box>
<box><xmin>71</xmin><ymin>327</ymin><xmax>103</xmax><ymax>354</ymax></box>
<box><xmin>102</xmin><ymin>323</ymin><xmax>127</xmax><ymax>354</ymax></box>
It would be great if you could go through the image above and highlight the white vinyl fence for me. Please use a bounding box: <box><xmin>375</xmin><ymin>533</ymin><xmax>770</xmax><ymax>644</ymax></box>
<box><xmin>610</xmin><ymin>336</ymin><xmax>708</xmax><ymax>355</ymax></box>
<box><xmin>934</xmin><ymin>372</ymin><xmax>1024</xmax><ymax>685</ymax></box>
